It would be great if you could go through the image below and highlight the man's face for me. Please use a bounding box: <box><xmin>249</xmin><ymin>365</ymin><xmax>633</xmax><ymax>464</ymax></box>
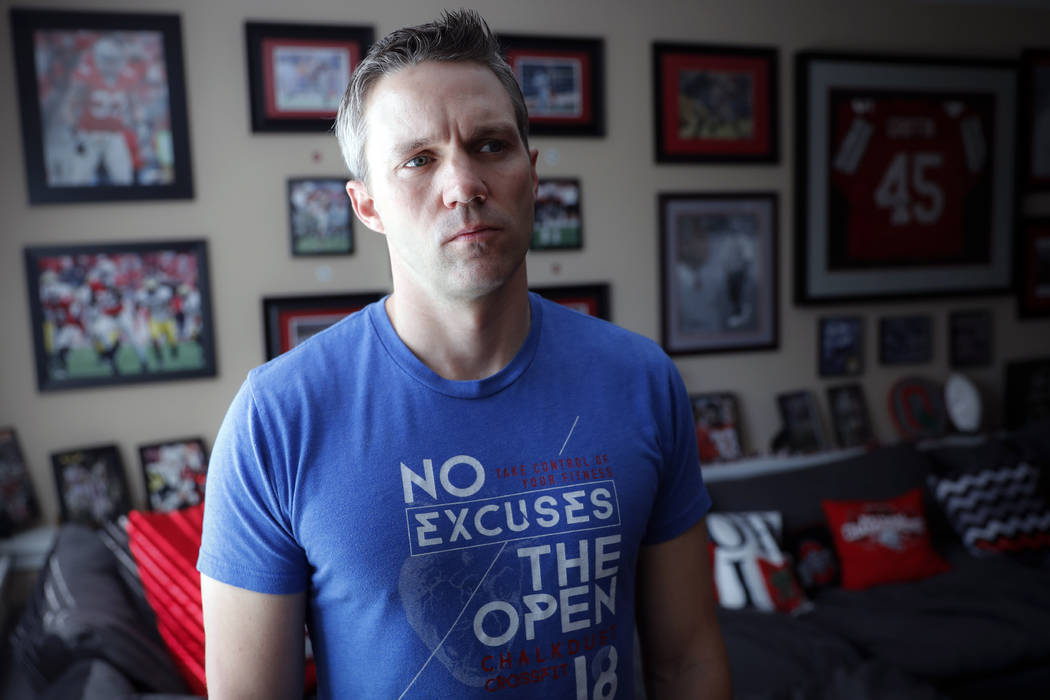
<box><xmin>347</xmin><ymin>61</ymin><xmax>538</xmax><ymax>303</ymax></box>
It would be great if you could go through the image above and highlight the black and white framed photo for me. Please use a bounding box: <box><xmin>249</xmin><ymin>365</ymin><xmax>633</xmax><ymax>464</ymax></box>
<box><xmin>879</xmin><ymin>315</ymin><xmax>933</xmax><ymax>365</ymax></box>
<box><xmin>949</xmin><ymin>309</ymin><xmax>993</xmax><ymax>368</ymax></box>
<box><xmin>245</xmin><ymin>21</ymin><xmax>373</xmax><ymax>132</ymax></box>
<box><xmin>818</xmin><ymin>316</ymin><xmax>864</xmax><ymax>377</ymax></box>
<box><xmin>659</xmin><ymin>192</ymin><xmax>778</xmax><ymax>355</ymax></box>
<box><xmin>263</xmin><ymin>292</ymin><xmax>384</xmax><ymax>360</ymax></box>
<box><xmin>288</xmin><ymin>177</ymin><xmax>353</xmax><ymax>256</ymax></box>
<box><xmin>826</xmin><ymin>383</ymin><xmax>875</xmax><ymax>449</ymax></box>
<box><xmin>24</xmin><ymin>240</ymin><xmax>217</xmax><ymax>391</ymax></box>
<box><xmin>0</xmin><ymin>427</ymin><xmax>40</xmax><ymax>536</ymax></box>
<box><xmin>690</xmin><ymin>392</ymin><xmax>746</xmax><ymax>463</ymax></box>
<box><xmin>51</xmin><ymin>443</ymin><xmax>131</xmax><ymax>527</ymax></box>
<box><xmin>1004</xmin><ymin>357</ymin><xmax>1050</xmax><ymax>429</ymax></box>
<box><xmin>498</xmin><ymin>34</ymin><xmax>604</xmax><ymax>137</ymax></box>
<box><xmin>795</xmin><ymin>52</ymin><xmax>1016</xmax><ymax>303</ymax></box>
<box><xmin>138</xmin><ymin>437</ymin><xmax>208</xmax><ymax>512</ymax></box>
<box><xmin>532</xmin><ymin>178</ymin><xmax>582</xmax><ymax>250</ymax></box>
<box><xmin>653</xmin><ymin>42</ymin><xmax>778</xmax><ymax>163</ymax></box>
<box><xmin>10</xmin><ymin>8</ymin><xmax>194</xmax><ymax>204</ymax></box>
<box><xmin>776</xmin><ymin>389</ymin><xmax>829</xmax><ymax>453</ymax></box>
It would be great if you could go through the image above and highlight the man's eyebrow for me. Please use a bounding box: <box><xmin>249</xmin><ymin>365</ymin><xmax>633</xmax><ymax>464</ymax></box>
<box><xmin>391</xmin><ymin>122</ymin><xmax>520</xmax><ymax>159</ymax></box>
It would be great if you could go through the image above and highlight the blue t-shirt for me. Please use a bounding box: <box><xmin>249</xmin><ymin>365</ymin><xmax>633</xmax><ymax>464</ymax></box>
<box><xmin>198</xmin><ymin>293</ymin><xmax>710</xmax><ymax>698</ymax></box>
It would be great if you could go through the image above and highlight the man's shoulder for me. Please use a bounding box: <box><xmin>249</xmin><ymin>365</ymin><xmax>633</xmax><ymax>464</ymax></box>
<box><xmin>537</xmin><ymin>294</ymin><xmax>671</xmax><ymax>366</ymax></box>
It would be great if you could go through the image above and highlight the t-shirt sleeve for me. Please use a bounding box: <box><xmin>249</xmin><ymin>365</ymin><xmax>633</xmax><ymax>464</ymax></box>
<box><xmin>196</xmin><ymin>376</ymin><xmax>309</xmax><ymax>594</ymax></box>
<box><xmin>641</xmin><ymin>359</ymin><xmax>712</xmax><ymax>545</ymax></box>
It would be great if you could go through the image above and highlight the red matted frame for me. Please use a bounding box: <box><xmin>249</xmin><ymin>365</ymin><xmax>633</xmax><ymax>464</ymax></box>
<box><xmin>653</xmin><ymin>42</ymin><xmax>778</xmax><ymax>163</ymax></box>
<box><xmin>531</xmin><ymin>284</ymin><xmax>610</xmax><ymax>320</ymax></box>
<box><xmin>245</xmin><ymin>21</ymin><xmax>373</xmax><ymax>132</ymax></box>
<box><xmin>262</xmin><ymin>292</ymin><xmax>384</xmax><ymax>360</ymax></box>
<box><xmin>499</xmin><ymin>34</ymin><xmax>604</xmax><ymax>137</ymax></box>
<box><xmin>1018</xmin><ymin>218</ymin><xmax>1050</xmax><ymax>317</ymax></box>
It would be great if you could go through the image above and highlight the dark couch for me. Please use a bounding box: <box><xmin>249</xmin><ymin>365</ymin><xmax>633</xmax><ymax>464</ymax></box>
<box><xmin>703</xmin><ymin>418</ymin><xmax>1050</xmax><ymax>700</ymax></box>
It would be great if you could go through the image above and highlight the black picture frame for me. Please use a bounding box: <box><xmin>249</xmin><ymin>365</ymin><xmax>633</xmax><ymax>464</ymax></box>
<box><xmin>10</xmin><ymin>7</ymin><xmax>194</xmax><ymax>204</ymax></box>
<box><xmin>138</xmin><ymin>436</ymin><xmax>208</xmax><ymax>512</ymax></box>
<box><xmin>818</xmin><ymin>315</ymin><xmax>864</xmax><ymax>377</ymax></box>
<box><xmin>531</xmin><ymin>283</ymin><xmax>610</xmax><ymax>320</ymax></box>
<box><xmin>532</xmin><ymin>178</ymin><xmax>583</xmax><ymax>250</ymax></box>
<box><xmin>1004</xmin><ymin>357</ymin><xmax>1050</xmax><ymax>429</ymax></box>
<box><xmin>879</xmin><ymin>315</ymin><xmax>933</xmax><ymax>365</ymax></box>
<box><xmin>51</xmin><ymin>443</ymin><xmax>131</xmax><ymax>527</ymax></box>
<box><xmin>825</xmin><ymin>383</ymin><xmax>875</xmax><ymax>449</ymax></box>
<box><xmin>776</xmin><ymin>389</ymin><xmax>829</xmax><ymax>453</ymax></box>
<box><xmin>652</xmin><ymin>42</ymin><xmax>779</xmax><ymax>164</ymax></box>
<box><xmin>288</xmin><ymin>177</ymin><xmax>353</xmax><ymax>256</ymax></box>
<box><xmin>263</xmin><ymin>291</ymin><xmax>384</xmax><ymax>360</ymax></box>
<box><xmin>498</xmin><ymin>33</ymin><xmax>605</xmax><ymax>137</ymax></box>
<box><xmin>245</xmin><ymin>20</ymin><xmax>373</xmax><ymax>133</ymax></box>
<box><xmin>1018</xmin><ymin>49</ymin><xmax>1050</xmax><ymax>197</ymax></box>
<box><xmin>24</xmin><ymin>239</ymin><xmax>217</xmax><ymax>391</ymax></box>
<box><xmin>659</xmin><ymin>192</ymin><xmax>778</xmax><ymax>355</ymax></box>
<box><xmin>948</xmin><ymin>309</ymin><xmax>993</xmax><ymax>368</ymax></box>
<box><xmin>690</xmin><ymin>392</ymin><xmax>746</xmax><ymax>462</ymax></box>
<box><xmin>795</xmin><ymin>51</ymin><xmax>1017</xmax><ymax>303</ymax></box>
<box><xmin>1017</xmin><ymin>218</ymin><xmax>1050</xmax><ymax>318</ymax></box>
<box><xmin>0</xmin><ymin>427</ymin><xmax>40</xmax><ymax>536</ymax></box>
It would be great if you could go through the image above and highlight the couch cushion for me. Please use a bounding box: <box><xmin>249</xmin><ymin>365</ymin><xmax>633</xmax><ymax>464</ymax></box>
<box><xmin>8</xmin><ymin>524</ymin><xmax>188</xmax><ymax>694</ymax></box>
<box><xmin>822</xmin><ymin>488</ymin><xmax>950</xmax><ymax>590</ymax></box>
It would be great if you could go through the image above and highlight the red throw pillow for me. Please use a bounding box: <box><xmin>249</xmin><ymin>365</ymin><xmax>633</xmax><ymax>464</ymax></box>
<box><xmin>125</xmin><ymin>504</ymin><xmax>316</xmax><ymax>695</ymax></box>
<box><xmin>822</xmin><ymin>488</ymin><xmax>950</xmax><ymax>590</ymax></box>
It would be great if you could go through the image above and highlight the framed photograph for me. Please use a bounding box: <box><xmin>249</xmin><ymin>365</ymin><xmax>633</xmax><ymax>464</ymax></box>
<box><xmin>776</xmin><ymin>390</ymin><xmax>829</xmax><ymax>453</ymax></box>
<box><xmin>531</xmin><ymin>283</ymin><xmax>609</xmax><ymax>320</ymax></box>
<box><xmin>888</xmin><ymin>376</ymin><xmax>948</xmax><ymax>439</ymax></box>
<box><xmin>245</xmin><ymin>21</ymin><xmax>373</xmax><ymax>133</ymax></box>
<box><xmin>795</xmin><ymin>52</ymin><xmax>1017</xmax><ymax>303</ymax></box>
<box><xmin>818</xmin><ymin>316</ymin><xmax>864</xmax><ymax>377</ymax></box>
<box><xmin>653</xmin><ymin>42</ymin><xmax>778</xmax><ymax>163</ymax></box>
<box><xmin>288</xmin><ymin>177</ymin><xmax>353</xmax><ymax>256</ymax></box>
<box><xmin>1018</xmin><ymin>49</ymin><xmax>1050</xmax><ymax>196</ymax></box>
<box><xmin>532</xmin><ymin>178</ymin><xmax>582</xmax><ymax>250</ymax></box>
<box><xmin>949</xmin><ymin>309</ymin><xmax>993</xmax><ymax>367</ymax></box>
<box><xmin>263</xmin><ymin>291</ymin><xmax>384</xmax><ymax>360</ymax></box>
<box><xmin>138</xmin><ymin>437</ymin><xmax>207</xmax><ymax>512</ymax></box>
<box><xmin>1017</xmin><ymin>218</ymin><xmax>1050</xmax><ymax>317</ymax></box>
<box><xmin>1005</xmin><ymin>357</ymin><xmax>1050</xmax><ymax>428</ymax></box>
<box><xmin>826</xmin><ymin>383</ymin><xmax>875</xmax><ymax>449</ymax></box>
<box><xmin>659</xmin><ymin>192</ymin><xmax>778</xmax><ymax>354</ymax></box>
<box><xmin>498</xmin><ymin>34</ymin><xmax>604</xmax><ymax>137</ymax></box>
<box><xmin>879</xmin><ymin>315</ymin><xmax>933</xmax><ymax>365</ymax></box>
<box><xmin>10</xmin><ymin>8</ymin><xmax>194</xmax><ymax>204</ymax></box>
<box><xmin>690</xmin><ymin>392</ymin><xmax>745</xmax><ymax>462</ymax></box>
<box><xmin>0</xmin><ymin>427</ymin><xmax>40</xmax><ymax>536</ymax></box>
<box><xmin>24</xmin><ymin>240</ymin><xmax>216</xmax><ymax>392</ymax></box>
<box><xmin>51</xmin><ymin>443</ymin><xmax>131</xmax><ymax>527</ymax></box>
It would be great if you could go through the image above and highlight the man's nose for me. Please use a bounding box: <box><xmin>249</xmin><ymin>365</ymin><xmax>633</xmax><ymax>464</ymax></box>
<box><xmin>441</xmin><ymin>152</ymin><xmax>487</xmax><ymax>208</ymax></box>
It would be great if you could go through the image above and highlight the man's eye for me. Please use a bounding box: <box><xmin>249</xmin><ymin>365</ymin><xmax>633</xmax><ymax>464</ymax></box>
<box><xmin>480</xmin><ymin>141</ymin><xmax>505</xmax><ymax>153</ymax></box>
<box><xmin>405</xmin><ymin>154</ymin><xmax>431</xmax><ymax>168</ymax></box>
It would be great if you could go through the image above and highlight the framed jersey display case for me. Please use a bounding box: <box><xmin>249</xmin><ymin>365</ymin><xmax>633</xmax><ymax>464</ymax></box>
<box><xmin>794</xmin><ymin>52</ymin><xmax>1017</xmax><ymax>303</ymax></box>
<box><xmin>10</xmin><ymin>8</ymin><xmax>194</xmax><ymax>204</ymax></box>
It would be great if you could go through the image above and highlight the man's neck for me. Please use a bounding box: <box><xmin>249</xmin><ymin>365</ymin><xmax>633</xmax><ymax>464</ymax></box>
<box><xmin>385</xmin><ymin>279</ymin><xmax>531</xmax><ymax>381</ymax></box>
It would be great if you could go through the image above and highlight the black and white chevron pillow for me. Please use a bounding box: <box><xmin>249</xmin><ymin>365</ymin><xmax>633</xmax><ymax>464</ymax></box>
<box><xmin>928</xmin><ymin>461</ymin><xmax>1050</xmax><ymax>555</ymax></box>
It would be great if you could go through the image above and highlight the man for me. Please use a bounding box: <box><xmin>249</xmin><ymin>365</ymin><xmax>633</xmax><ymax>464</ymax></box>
<box><xmin>198</xmin><ymin>10</ymin><xmax>729</xmax><ymax>699</ymax></box>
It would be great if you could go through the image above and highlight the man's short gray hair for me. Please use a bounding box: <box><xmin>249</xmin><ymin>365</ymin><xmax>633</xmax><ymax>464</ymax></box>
<box><xmin>334</xmin><ymin>9</ymin><xmax>529</xmax><ymax>183</ymax></box>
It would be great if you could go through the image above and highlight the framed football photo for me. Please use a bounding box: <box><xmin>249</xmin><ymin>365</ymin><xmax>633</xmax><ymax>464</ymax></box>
<box><xmin>288</xmin><ymin>177</ymin><xmax>353</xmax><ymax>256</ymax></box>
<box><xmin>879</xmin><ymin>315</ymin><xmax>933</xmax><ymax>365</ymax></box>
<box><xmin>825</xmin><ymin>383</ymin><xmax>874</xmax><ymax>449</ymax></box>
<box><xmin>531</xmin><ymin>283</ymin><xmax>610</xmax><ymax>320</ymax></box>
<box><xmin>690</xmin><ymin>392</ymin><xmax>745</xmax><ymax>463</ymax></box>
<box><xmin>818</xmin><ymin>316</ymin><xmax>864</xmax><ymax>377</ymax></box>
<box><xmin>776</xmin><ymin>390</ymin><xmax>829</xmax><ymax>453</ymax></box>
<box><xmin>24</xmin><ymin>240</ymin><xmax>217</xmax><ymax>392</ymax></box>
<box><xmin>948</xmin><ymin>309</ymin><xmax>992</xmax><ymax>367</ymax></box>
<box><xmin>245</xmin><ymin>21</ymin><xmax>373</xmax><ymax>132</ymax></box>
<box><xmin>138</xmin><ymin>437</ymin><xmax>208</xmax><ymax>512</ymax></box>
<box><xmin>51</xmin><ymin>443</ymin><xmax>131</xmax><ymax>527</ymax></box>
<box><xmin>263</xmin><ymin>292</ymin><xmax>384</xmax><ymax>360</ymax></box>
<box><xmin>10</xmin><ymin>8</ymin><xmax>194</xmax><ymax>203</ymax></box>
<box><xmin>795</xmin><ymin>52</ymin><xmax>1016</xmax><ymax>303</ymax></box>
<box><xmin>498</xmin><ymin>34</ymin><xmax>604</xmax><ymax>136</ymax></box>
<box><xmin>532</xmin><ymin>178</ymin><xmax>583</xmax><ymax>250</ymax></box>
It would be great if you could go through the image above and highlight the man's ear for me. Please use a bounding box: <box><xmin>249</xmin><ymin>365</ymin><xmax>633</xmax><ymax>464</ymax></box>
<box><xmin>529</xmin><ymin>147</ymin><xmax>539</xmax><ymax>197</ymax></box>
<box><xmin>346</xmin><ymin>180</ymin><xmax>385</xmax><ymax>234</ymax></box>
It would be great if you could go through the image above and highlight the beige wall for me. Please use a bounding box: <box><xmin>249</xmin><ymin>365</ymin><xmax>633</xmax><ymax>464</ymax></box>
<box><xmin>2</xmin><ymin>0</ymin><xmax>1049</xmax><ymax>522</ymax></box>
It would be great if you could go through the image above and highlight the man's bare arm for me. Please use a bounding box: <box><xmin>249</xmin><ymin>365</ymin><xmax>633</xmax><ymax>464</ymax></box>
<box><xmin>637</xmin><ymin>517</ymin><xmax>731</xmax><ymax>700</ymax></box>
<box><xmin>201</xmin><ymin>573</ymin><xmax>306</xmax><ymax>700</ymax></box>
